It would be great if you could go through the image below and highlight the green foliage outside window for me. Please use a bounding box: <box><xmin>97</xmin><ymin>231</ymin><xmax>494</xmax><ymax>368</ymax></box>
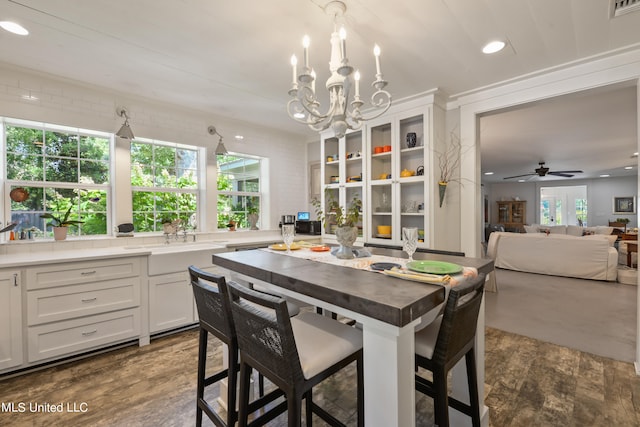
<box><xmin>131</xmin><ymin>140</ymin><xmax>198</xmax><ymax>232</ymax></box>
<box><xmin>5</xmin><ymin>122</ymin><xmax>263</xmax><ymax>236</ymax></box>
<box><xmin>6</xmin><ymin>124</ymin><xmax>110</xmax><ymax>236</ymax></box>
<box><xmin>216</xmin><ymin>154</ymin><xmax>261</xmax><ymax>229</ymax></box>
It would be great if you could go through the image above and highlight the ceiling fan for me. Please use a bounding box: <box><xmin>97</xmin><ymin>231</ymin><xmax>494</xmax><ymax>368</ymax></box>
<box><xmin>503</xmin><ymin>162</ymin><xmax>583</xmax><ymax>180</ymax></box>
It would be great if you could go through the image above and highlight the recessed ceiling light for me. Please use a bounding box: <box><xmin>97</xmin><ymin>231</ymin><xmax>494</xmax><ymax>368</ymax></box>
<box><xmin>518</xmin><ymin>179</ymin><xmax>525</xmax><ymax>183</ymax></box>
<box><xmin>600</xmin><ymin>174</ymin><xmax>610</xmax><ymax>178</ymax></box>
<box><xmin>482</xmin><ymin>40</ymin><xmax>505</xmax><ymax>54</ymax></box>
<box><xmin>0</xmin><ymin>21</ymin><xmax>29</xmax><ymax>36</ymax></box>
<box><xmin>633</xmin><ymin>152</ymin><xmax>639</xmax><ymax>157</ymax></box>
<box><xmin>234</xmin><ymin>135</ymin><xmax>244</xmax><ymax>140</ymax></box>
<box><xmin>625</xmin><ymin>166</ymin><xmax>633</xmax><ymax>170</ymax></box>
<box><xmin>293</xmin><ymin>112</ymin><xmax>305</xmax><ymax>119</ymax></box>
<box><xmin>484</xmin><ymin>171</ymin><xmax>494</xmax><ymax>175</ymax></box>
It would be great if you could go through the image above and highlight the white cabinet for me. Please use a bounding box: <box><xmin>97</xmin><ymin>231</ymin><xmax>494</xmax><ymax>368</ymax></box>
<box><xmin>319</xmin><ymin>130</ymin><xmax>365</xmax><ymax>240</ymax></box>
<box><xmin>147</xmin><ymin>248</ymin><xmax>229</xmax><ymax>334</ymax></box>
<box><xmin>149</xmin><ymin>272</ymin><xmax>194</xmax><ymax>333</ymax></box>
<box><xmin>367</xmin><ymin>107</ymin><xmax>432</xmax><ymax>247</ymax></box>
<box><xmin>0</xmin><ymin>270</ymin><xmax>22</xmax><ymax>371</ymax></box>
<box><xmin>25</xmin><ymin>257</ymin><xmax>142</xmax><ymax>363</ymax></box>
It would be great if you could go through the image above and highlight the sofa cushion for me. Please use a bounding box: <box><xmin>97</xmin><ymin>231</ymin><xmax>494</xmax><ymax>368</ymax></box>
<box><xmin>582</xmin><ymin>234</ymin><xmax>618</xmax><ymax>246</ymax></box>
<box><xmin>584</xmin><ymin>226</ymin><xmax>614</xmax><ymax>235</ymax></box>
<box><xmin>567</xmin><ymin>225</ymin><xmax>584</xmax><ymax>236</ymax></box>
<box><xmin>548</xmin><ymin>225</ymin><xmax>567</xmax><ymax>234</ymax></box>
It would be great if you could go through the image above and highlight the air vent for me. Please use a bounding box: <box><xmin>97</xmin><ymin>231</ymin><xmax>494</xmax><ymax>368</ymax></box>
<box><xmin>611</xmin><ymin>0</ymin><xmax>640</xmax><ymax>17</ymax></box>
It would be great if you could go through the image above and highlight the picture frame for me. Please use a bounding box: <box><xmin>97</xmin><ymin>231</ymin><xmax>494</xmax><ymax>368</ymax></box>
<box><xmin>613</xmin><ymin>196</ymin><xmax>636</xmax><ymax>214</ymax></box>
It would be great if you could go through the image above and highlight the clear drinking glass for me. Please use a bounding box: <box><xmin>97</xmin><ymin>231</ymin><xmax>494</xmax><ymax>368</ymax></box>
<box><xmin>402</xmin><ymin>227</ymin><xmax>419</xmax><ymax>261</ymax></box>
<box><xmin>282</xmin><ymin>224</ymin><xmax>295</xmax><ymax>252</ymax></box>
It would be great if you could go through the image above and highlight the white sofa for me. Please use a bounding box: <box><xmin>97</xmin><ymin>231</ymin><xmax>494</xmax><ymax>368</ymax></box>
<box><xmin>523</xmin><ymin>224</ymin><xmax>614</xmax><ymax>236</ymax></box>
<box><xmin>487</xmin><ymin>232</ymin><xmax>618</xmax><ymax>281</ymax></box>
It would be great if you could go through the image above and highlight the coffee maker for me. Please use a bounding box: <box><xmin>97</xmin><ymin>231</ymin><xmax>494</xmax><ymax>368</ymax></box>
<box><xmin>279</xmin><ymin>214</ymin><xmax>296</xmax><ymax>228</ymax></box>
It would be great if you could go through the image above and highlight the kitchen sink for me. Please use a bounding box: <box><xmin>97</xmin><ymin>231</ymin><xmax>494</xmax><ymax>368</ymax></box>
<box><xmin>129</xmin><ymin>241</ymin><xmax>229</xmax><ymax>275</ymax></box>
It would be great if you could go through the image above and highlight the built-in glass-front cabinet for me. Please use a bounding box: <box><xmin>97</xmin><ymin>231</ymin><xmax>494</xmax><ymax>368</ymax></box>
<box><xmin>320</xmin><ymin>130</ymin><xmax>365</xmax><ymax>240</ymax></box>
<box><xmin>319</xmin><ymin>104</ymin><xmax>433</xmax><ymax>248</ymax></box>
<box><xmin>368</xmin><ymin>107</ymin><xmax>430</xmax><ymax>247</ymax></box>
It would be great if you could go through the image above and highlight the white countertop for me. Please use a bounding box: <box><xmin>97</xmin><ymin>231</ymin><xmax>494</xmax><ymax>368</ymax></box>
<box><xmin>0</xmin><ymin>233</ymin><xmax>321</xmax><ymax>269</ymax></box>
<box><xmin>0</xmin><ymin>246</ymin><xmax>155</xmax><ymax>269</ymax></box>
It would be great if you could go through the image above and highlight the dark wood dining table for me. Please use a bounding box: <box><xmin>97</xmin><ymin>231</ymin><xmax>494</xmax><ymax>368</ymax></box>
<box><xmin>213</xmin><ymin>247</ymin><xmax>494</xmax><ymax>427</ymax></box>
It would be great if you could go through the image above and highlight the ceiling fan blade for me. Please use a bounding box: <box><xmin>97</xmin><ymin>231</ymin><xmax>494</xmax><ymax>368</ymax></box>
<box><xmin>548</xmin><ymin>172</ymin><xmax>574</xmax><ymax>177</ymax></box>
<box><xmin>503</xmin><ymin>173</ymin><xmax>536</xmax><ymax>180</ymax></box>
<box><xmin>551</xmin><ymin>170</ymin><xmax>583</xmax><ymax>174</ymax></box>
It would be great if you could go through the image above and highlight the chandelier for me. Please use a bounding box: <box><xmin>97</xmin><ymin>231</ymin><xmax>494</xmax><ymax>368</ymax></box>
<box><xmin>287</xmin><ymin>1</ymin><xmax>392</xmax><ymax>138</ymax></box>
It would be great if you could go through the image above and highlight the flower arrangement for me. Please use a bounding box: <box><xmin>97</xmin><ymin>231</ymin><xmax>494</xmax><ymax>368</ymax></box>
<box><xmin>312</xmin><ymin>192</ymin><xmax>362</xmax><ymax>228</ymax></box>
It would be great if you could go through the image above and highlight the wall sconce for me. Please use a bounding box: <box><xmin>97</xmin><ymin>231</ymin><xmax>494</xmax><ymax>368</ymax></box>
<box><xmin>116</xmin><ymin>108</ymin><xmax>135</xmax><ymax>139</ymax></box>
<box><xmin>208</xmin><ymin>125</ymin><xmax>228</xmax><ymax>155</ymax></box>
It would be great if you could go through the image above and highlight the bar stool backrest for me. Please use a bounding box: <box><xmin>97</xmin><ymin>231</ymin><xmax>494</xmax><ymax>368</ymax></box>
<box><xmin>226</xmin><ymin>281</ymin><xmax>304</xmax><ymax>388</ymax></box>
<box><xmin>433</xmin><ymin>273</ymin><xmax>485</xmax><ymax>368</ymax></box>
<box><xmin>189</xmin><ymin>267</ymin><xmax>234</xmax><ymax>344</ymax></box>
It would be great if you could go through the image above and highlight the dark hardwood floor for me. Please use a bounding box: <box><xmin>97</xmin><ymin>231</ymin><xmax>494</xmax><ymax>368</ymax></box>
<box><xmin>1</xmin><ymin>327</ymin><xmax>639</xmax><ymax>426</ymax></box>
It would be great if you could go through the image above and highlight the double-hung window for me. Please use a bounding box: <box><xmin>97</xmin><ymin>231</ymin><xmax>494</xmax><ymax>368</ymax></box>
<box><xmin>131</xmin><ymin>139</ymin><xmax>199</xmax><ymax>232</ymax></box>
<box><xmin>4</xmin><ymin>119</ymin><xmax>111</xmax><ymax>237</ymax></box>
<box><xmin>217</xmin><ymin>153</ymin><xmax>261</xmax><ymax>229</ymax></box>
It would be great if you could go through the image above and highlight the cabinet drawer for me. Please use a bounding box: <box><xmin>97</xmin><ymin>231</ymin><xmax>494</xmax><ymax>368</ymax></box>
<box><xmin>27</xmin><ymin>278</ymin><xmax>140</xmax><ymax>326</ymax></box>
<box><xmin>27</xmin><ymin>309</ymin><xmax>140</xmax><ymax>363</ymax></box>
<box><xmin>26</xmin><ymin>258</ymin><xmax>141</xmax><ymax>290</ymax></box>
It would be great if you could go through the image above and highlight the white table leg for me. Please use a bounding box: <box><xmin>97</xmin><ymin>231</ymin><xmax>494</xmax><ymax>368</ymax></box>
<box><xmin>362</xmin><ymin>319</ymin><xmax>420</xmax><ymax>427</ymax></box>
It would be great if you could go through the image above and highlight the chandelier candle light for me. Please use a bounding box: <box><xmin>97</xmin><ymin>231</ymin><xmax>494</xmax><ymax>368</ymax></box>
<box><xmin>287</xmin><ymin>1</ymin><xmax>392</xmax><ymax>138</ymax></box>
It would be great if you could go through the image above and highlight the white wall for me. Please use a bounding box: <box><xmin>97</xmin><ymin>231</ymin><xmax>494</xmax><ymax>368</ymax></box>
<box><xmin>485</xmin><ymin>176</ymin><xmax>637</xmax><ymax>227</ymax></box>
<box><xmin>0</xmin><ymin>63</ymin><xmax>309</xmax><ymax>231</ymax></box>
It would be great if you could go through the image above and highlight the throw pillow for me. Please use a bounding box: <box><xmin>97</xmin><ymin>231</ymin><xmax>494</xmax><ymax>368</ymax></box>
<box><xmin>567</xmin><ymin>225</ymin><xmax>584</xmax><ymax>236</ymax></box>
<box><xmin>548</xmin><ymin>225</ymin><xmax>567</xmax><ymax>234</ymax></box>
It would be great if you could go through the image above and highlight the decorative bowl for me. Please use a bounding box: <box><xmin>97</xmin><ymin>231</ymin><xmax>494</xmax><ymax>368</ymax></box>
<box><xmin>377</xmin><ymin>225</ymin><xmax>391</xmax><ymax>235</ymax></box>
